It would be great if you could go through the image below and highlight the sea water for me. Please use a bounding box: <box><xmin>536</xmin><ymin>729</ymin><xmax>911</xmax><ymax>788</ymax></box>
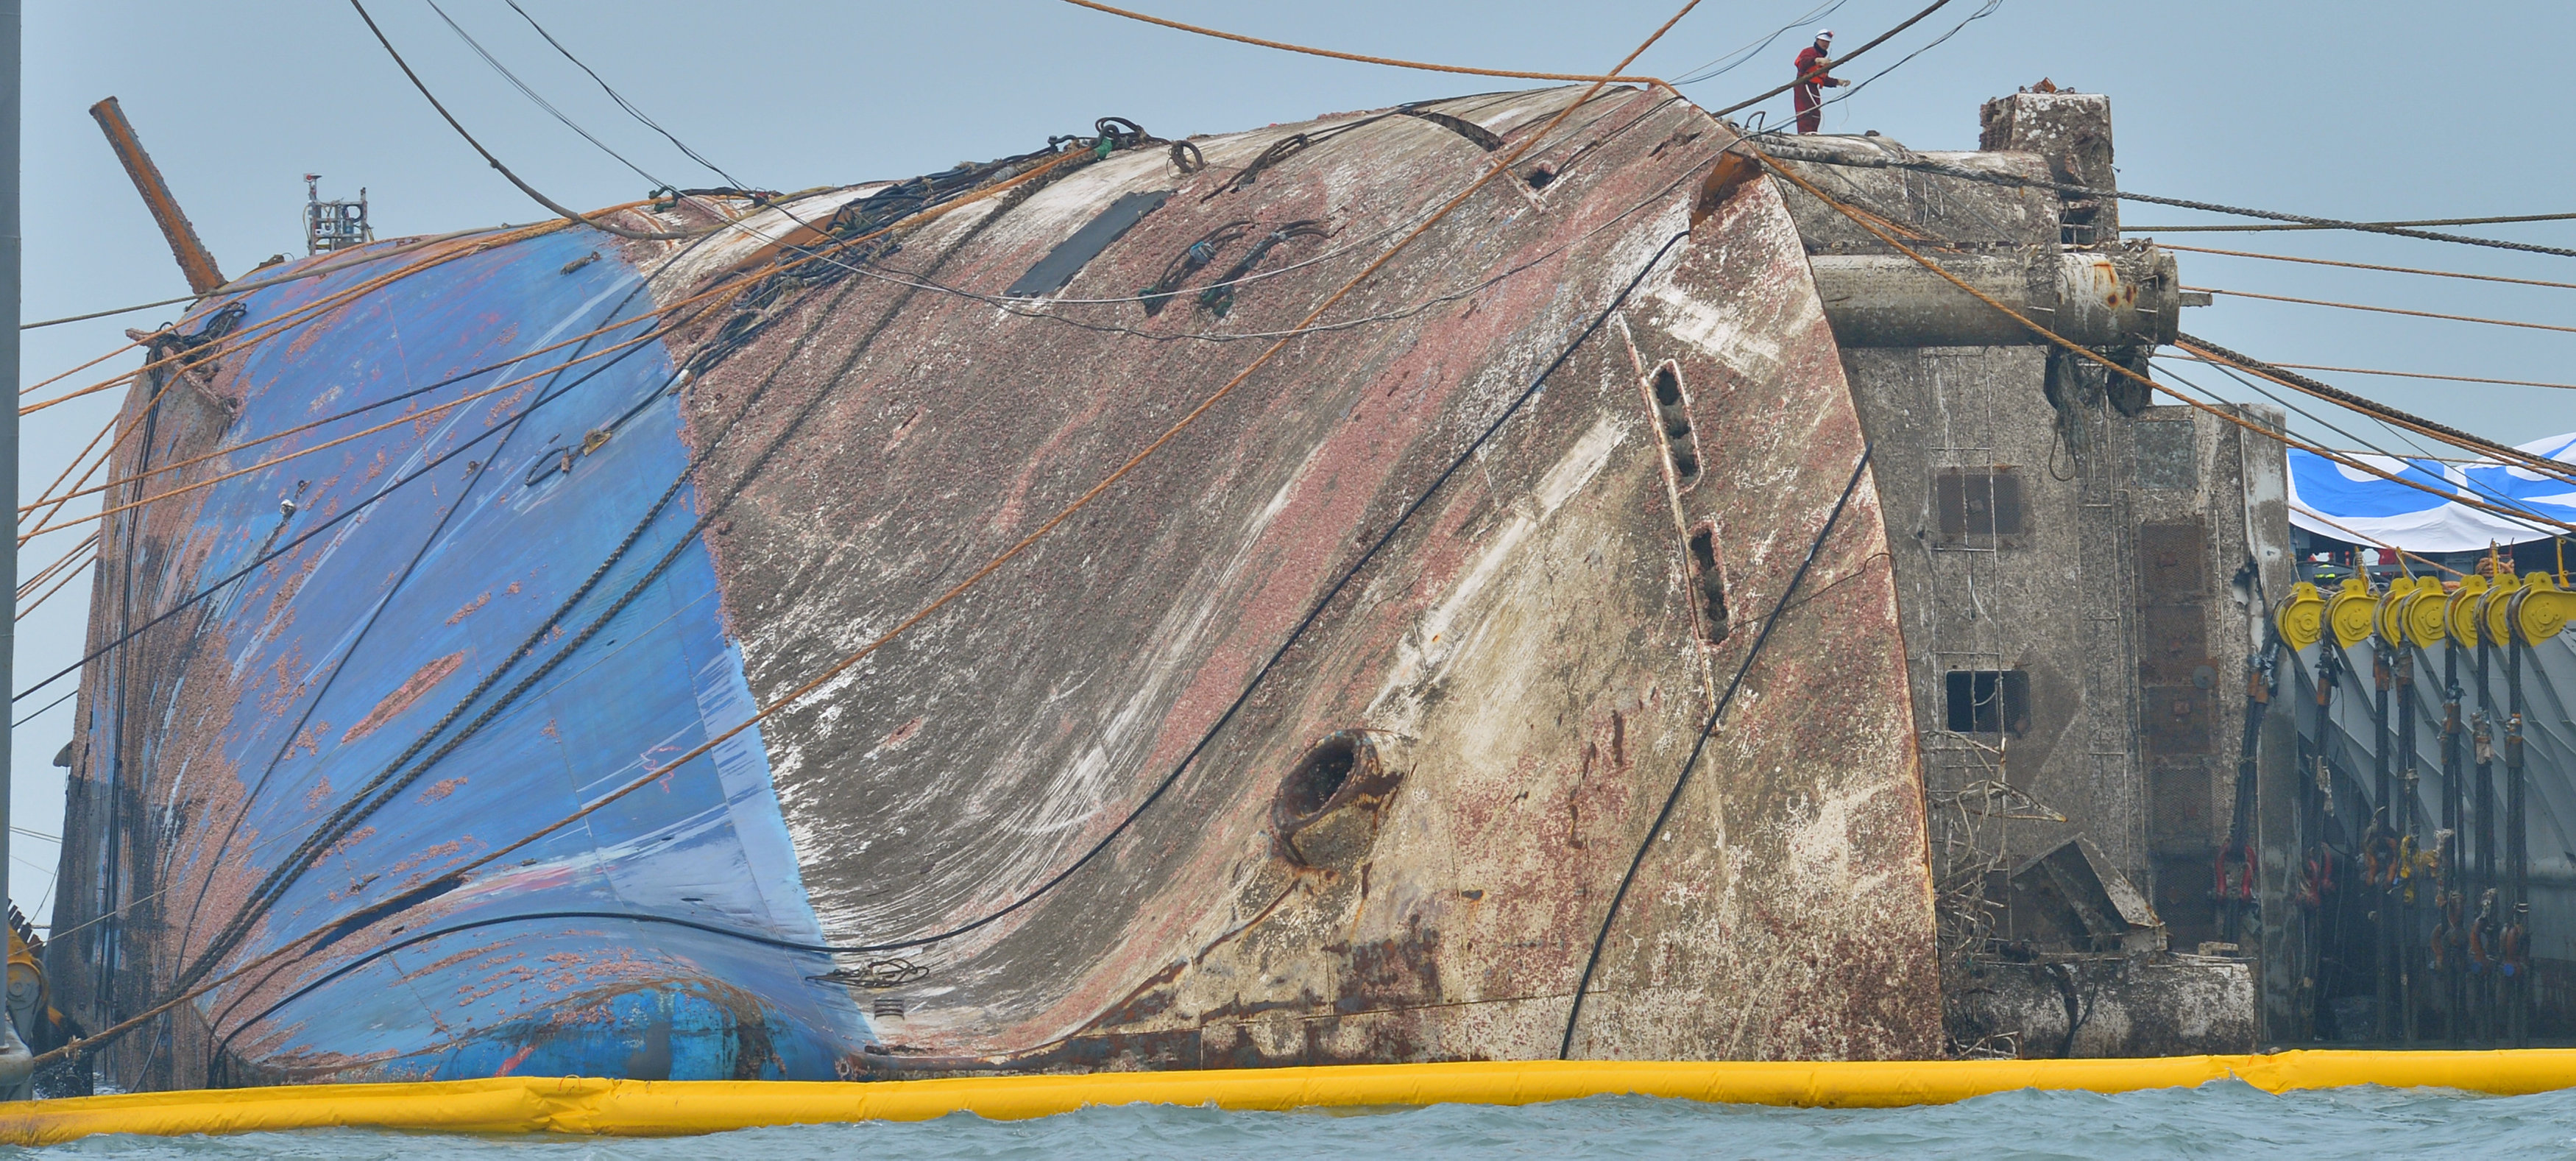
<box><xmin>13</xmin><ymin>1081</ymin><xmax>2576</xmax><ymax>1158</ymax></box>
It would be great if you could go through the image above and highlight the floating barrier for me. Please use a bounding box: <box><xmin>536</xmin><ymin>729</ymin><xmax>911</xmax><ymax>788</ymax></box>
<box><xmin>4</xmin><ymin>1051</ymin><xmax>2576</xmax><ymax>1144</ymax></box>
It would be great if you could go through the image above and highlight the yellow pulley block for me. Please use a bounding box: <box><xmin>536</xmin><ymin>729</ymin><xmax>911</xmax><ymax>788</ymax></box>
<box><xmin>2446</xmin><ymin>574</ymin><xmax>2488</xmax><ymax>647</ymax></box>
<box><xmin>2515</xmin><ymin>571</ymin><xmax>2576</xmax><ymax>643</ymax></box>
<box><xmin>2277</xmin><ymin>581</ymin><xmax>2326</xmax><ymax>649</ymax></box>
<box><xmin>2402</xmin><ymin>576</ymin><xmax>2450</xmax><ymax>649</ymax></box>
<box><xmin>2374</xmin><ymin>575</ymin><xmax>2416</xmax><ymax>646</ymax></box>
<box><xmin>2483</xmin><ymin>571</ymin><xmax>2524</xmax><ymax>648</ymax></box>
<box><xmin>2325</xmin><ymin>576</ymin><xmax>2378</xmax><ymax>649</ymax></box>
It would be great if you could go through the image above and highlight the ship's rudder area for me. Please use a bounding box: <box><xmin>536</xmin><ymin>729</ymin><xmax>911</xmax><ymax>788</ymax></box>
<box><xmin>684</xmin><ymin>87</ymin><xmax>1944</xmax><ymax>1069</ymax></box>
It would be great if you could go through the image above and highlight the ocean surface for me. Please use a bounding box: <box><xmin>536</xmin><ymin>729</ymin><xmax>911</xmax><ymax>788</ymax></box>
<box><xmin>13</xmin><ymin>1082</ymin><xmax>2576</xmax><ymax>1159</ymax></box>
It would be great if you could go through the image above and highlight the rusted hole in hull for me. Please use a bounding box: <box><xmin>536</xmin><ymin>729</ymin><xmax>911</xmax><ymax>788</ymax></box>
<box><xmin>1271</xmin><ymin>732</ymin><xmax>1401</xmax><ymax>867</ymax></box>
<box><xmin>1278</xmin><ymin>734</ymin><xmax>1358</xmax><ymax>822</ymax></box>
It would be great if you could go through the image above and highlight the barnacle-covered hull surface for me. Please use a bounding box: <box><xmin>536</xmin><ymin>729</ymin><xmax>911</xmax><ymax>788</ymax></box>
<box><xmin>49</xmin><ymin>87</ymin><xmax>1949</xmax><ymax>1089</ymax></box>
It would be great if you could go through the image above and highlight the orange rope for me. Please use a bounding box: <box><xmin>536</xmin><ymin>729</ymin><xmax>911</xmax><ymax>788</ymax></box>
<box><xmin>1059</xmin><ymin>0</ymin><xmax>1682</xmax><ymax>99</ymax></box>
<box><xmin>18</xmin><ymin>328</ymin><xmax>664</xmax><ymax>536</ymax></box>
<box><xmin>19</xmin><ymin>222</ymin><xmax>569</xmax><ymax>417</ymax></box>
<box><xmin>2174</xmin><ymin>339</ymin><xmax>2576</xmax><ymax>488</ymax></box>
<box><xmin>2187</xmin><ymin>285</ymin><xmax>2576</xmax><ymax>336</ymax></box>
<box><xmin>18</xmin><ymin>413</ymin><xmax>124</xmax><ymax>543</ymax></box>
<box><xmin>15</xmin><ymin>531</ymin><xmax>97</xmax><ymax>599</ymax></box>
<box><xmin>1744</xmin><ymin>141</ymin><xmax>2576</xmax><ymax>535</ymax></box>
<box><xmin>19</xmin><ymin>339</ymin><xmax>144</xmax><ymax>399</ymax></box>
<box><xmin>17</xmin><ymin>551</ymin><xmax>93</xmax><ymax>621</ymax></box>
<box><xmin>2160</xmin><ymin>244</ymin><xmax>2576</xmax><ymax>292</ymax></box>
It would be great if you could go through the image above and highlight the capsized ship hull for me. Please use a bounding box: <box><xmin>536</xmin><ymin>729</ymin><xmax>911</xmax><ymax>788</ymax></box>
<box><xmin>52</xmin><ymin>87</ymin><xmax>1946</xmax><ymax>1089</ymax></box>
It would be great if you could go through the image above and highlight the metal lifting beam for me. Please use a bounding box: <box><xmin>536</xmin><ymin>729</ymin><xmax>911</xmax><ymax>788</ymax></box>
<box><xmin>88</xmin><ymin>96</ymin><xmax>224</xmax><ymax>296</ymax></box>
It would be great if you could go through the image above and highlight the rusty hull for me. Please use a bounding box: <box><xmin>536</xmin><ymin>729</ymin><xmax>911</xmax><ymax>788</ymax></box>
<box><xmin>51</xmin><ymin>85</ymin><xmax>1957</xmax><ymax>1089</ymax></box>
<box><xmin>646</xmin><ymin>86</ymin><xmax>1939</xmax><ymax>1068</ymax></box>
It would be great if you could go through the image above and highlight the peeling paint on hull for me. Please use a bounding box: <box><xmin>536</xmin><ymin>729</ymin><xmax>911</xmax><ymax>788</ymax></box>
<box><xmin>52</xmin><ymin>87</ymin><xmax>1945</xmax><ymax>1090</ymax></box>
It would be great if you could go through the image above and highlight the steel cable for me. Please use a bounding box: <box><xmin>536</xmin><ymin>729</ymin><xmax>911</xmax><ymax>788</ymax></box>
<box><xmin>1558</xmin><ymin>445</ymin><xmax>1873</xmax><ymax>1057</ymax></box>
<box><xmin>2158</xmin><ymin>244</ymin><xmax>2576</xmax><ymax>292</ymax></box>
<box><xmin>349</xmin><ymin>0</ymin><xmax>709</xmax><ymax>242</ymax></box>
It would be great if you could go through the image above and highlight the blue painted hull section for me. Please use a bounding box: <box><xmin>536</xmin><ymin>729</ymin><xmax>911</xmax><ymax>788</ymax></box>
<box><xmin>82</xmin><ymin>230</ymin><xmax>869</xmax><ymax>1081</ymax></box>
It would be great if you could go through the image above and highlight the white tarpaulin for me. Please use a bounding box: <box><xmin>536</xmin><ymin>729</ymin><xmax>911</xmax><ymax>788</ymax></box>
<box><xmin>2287</xmin><ymin>432</ymin><xmax>2576</xmax><ymax>553</ymax></box>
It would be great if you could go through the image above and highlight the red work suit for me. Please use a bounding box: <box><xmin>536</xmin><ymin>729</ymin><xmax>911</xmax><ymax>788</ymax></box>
<box><xmin>1793</xmin><ymin>44</ymin><xmax>1842</xmax><ymax>133</ymax></box>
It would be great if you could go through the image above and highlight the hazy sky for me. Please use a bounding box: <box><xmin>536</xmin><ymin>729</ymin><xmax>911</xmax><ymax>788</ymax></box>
<box><xmin>9</xmin><ymin>0</ymin><xmax>2573</xmax><ymax>916</ymax></box>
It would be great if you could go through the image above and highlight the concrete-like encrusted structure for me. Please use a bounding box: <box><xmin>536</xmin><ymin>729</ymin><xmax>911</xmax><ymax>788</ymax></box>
<box><xmin>1769</xmin><ymin>92</ymin><xmax>2281</xmax><ymax>1056</ymax></box>
<box><xmin>50</xmin><ymin>82</ymin><xmax>2340</xmax><ymax>1090</ymax></box>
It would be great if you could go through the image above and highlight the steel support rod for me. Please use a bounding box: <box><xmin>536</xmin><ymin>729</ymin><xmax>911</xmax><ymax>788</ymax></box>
<box><xmin>87</xmin><ymin>97</ymin><xmax>222</xmax><ymax>295</ymax></box>
<box><xmin>2395</xmin><ymin>645</ymin><xmax>2419</xmax><ymax>1045</ymax></box>
<box><xmin>2371</xmin><ymin>642</ymin><xmax>2393</xmax><ymax>1040</ymax></box>
<box><xmin>2442</xmin><ymin>645</ymin><xmax>2464</xmax><ymax>1044</ymax></box>
<box><xmin>2506</xmin><ymin>626</ymin><xmax>2530</xmax><ymax>1046</ymax></box>
<box><xmin>2474</xmin><ymin>632</ymin><xmax>2497</xmax><ymax>1042</ymax></box>
<box><xmin>0</xmin><ymin>0</ymin><xmax>29</xmax><ymax>1101</ymax></box>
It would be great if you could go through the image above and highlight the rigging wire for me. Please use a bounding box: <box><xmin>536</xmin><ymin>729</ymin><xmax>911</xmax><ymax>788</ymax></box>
<box><xmin>2171</xmin><ymin>359</ymin><xmax>2576</xmax><ymax>394</ymax></box>
<box><xmin>15</xmin><ymin>557</ymin><xmax>93</xmax><ymax>623</ymax></box>
<box><xmin>19</xmin><ymin>225</ymin><xmax>512</xmax><ymax>335</ymax></box>
<box><xmin>2157</xmin><ymin>356</ymin><xmax>2564</xmax><ymax>537</ymax></box>
<box><xmin>1769</xmin><ymin>0</ymin><xmax>2000</xmax><ymax>123</ymax></box>
<box><xmin>2158</xmin><ymin>244</ymin><xmax>2576</xmax><ymax>292</ymax></box>
<box><xmin>22</xmin><ymin>219</ymin><xmax>573</xmax><ymax>417</ymax></box>
<box><xmin>1669</xmin><ymin>0</ymin><xmax>1847</xmax><ymax>85</ymax></box>
<box><xmin>1707</xmin><ymin>0</ymin><xmax>1961</xmax><ymax>116</ymax></box>
<box><xmin>505</xmin><ymin>0</ymin><xmax>748</xmax><ymax>190</ymax></box>
<box><xmin>348</xmin><ymin>0</ymin><xmax>707</xmax><ymax>241</ymax></box>
<box><xmin>2184</xmin><ymin>285</ymin><xmax>2576</xmax><ymax>335</ymax></box>
<box><xmin>2175</xmin><ymin>333</ymin><xmax>2576</xmax><ymax>493</ymax></box>
<box><xmin>1764</xmin><ymin>147</ymin><xmax>2576</xmax><ymax>259</ymax></box>
<box><xmin>1058</xmin><ymin>0</ymin><xmax>1682</xmax><ymax>96</ymax></box>
<box><xmin>423</xmin><ymin>0</ymin><xmax>673</xmax><ymax>191</ymax></box>
<box><xmin>2130</xmin><ymin>211</ymin><xmax>2576</xmax><ymax>233</ymax></box>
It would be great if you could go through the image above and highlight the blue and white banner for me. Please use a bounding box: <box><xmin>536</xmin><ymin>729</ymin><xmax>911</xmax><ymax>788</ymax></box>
<box><xmin>2287</xmin><ymin>433</ymin><xmax>2576</xmax><ymax>553</ymax></box>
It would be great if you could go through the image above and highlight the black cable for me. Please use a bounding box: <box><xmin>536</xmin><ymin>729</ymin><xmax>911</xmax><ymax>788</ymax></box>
<box><xmin>347</xmin><ymin>0</ymin><xmax>703</xmax><ymax>241</ymax></box>
<box><xmin>1758</xmin><ymin>145</ymin><xmax>2576</xmax><ymax>260</ymax></box>
<box><xmin>1709</xmin><ymin>0</ymin><xmax>1960</xmax><ymax>117</ymax></box>
<box><xmin>11</xmin><ymin>687</ymin><xmax>72</xmax><ymax>729</ymax></box>
<box><xmin>1558</xmin><ymin>445</ymin><xmax>1875</xmax><ymax>1058</ymax></box>
<box><xmin>505</xmin><ymin>0</ymin><xmax>748</xmax><ymax>191</ymax></box>
<box><xmin>1671</xmin><ymin>0</ymin><xmax>1849</xmax><ymax>85</ymax></box>
<box><xmin>423</xmin><ymin>0</ymin><xmax>673</xmax><ymax>191</ymax></box>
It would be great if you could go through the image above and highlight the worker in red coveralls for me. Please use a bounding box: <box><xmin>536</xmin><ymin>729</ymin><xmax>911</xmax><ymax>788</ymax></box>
<box><xmin>1792</xmin><ymin>29</ymin><xmax>1847</xmax><ymax>134</ymax></box>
